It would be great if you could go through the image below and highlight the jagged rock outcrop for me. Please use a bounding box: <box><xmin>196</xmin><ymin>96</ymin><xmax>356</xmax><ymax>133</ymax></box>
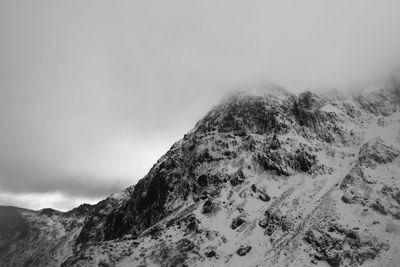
<box><xmin>358</xmin><ymin>138</ymin><xmax>399</xmax><ymax>168</ymax></box>
<box><xmin>304</xmin><ymin>225</ymin><xmax>388</xmax><ymax>267</ymax></box>
<box><xmin>259</xmin><ymin>210</ymin><xmax>291</xmax><ymax>235</ymax></box>
<box><xmin>0</xmin><ymin>205</ymin><xmax>88</xmax><ymax>267</ymax></box>
<box><xmin>1</xmin><ymin>85</ymin><xmax>400</xmax><ymax>267</ymax></box>
<box><xmin>354</xmin><ymin>88</ymin><xmax>400</xmax><ymax>116</ymax></box>
<box><xmin>339</xmin><ymin>137</ymin><xmax>400</xmax><ymax>222</ymax></box>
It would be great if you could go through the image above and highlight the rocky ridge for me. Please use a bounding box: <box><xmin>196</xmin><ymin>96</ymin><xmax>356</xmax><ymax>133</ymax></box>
<box><xmin>1</xmin><ymin>85</ymin><xmax>400</xmax><ymax>266</ymax></box>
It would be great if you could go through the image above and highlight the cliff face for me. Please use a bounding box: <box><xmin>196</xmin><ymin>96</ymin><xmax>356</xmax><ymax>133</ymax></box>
<box><xmin>0</xmin><ymin>205</ymin><xmax>89</xmax><ymax>267</ymax></box>
<box><xmin>2</xmin><ymin>86</ymin><xmax>400</xmax><ymax>267</ymax></box>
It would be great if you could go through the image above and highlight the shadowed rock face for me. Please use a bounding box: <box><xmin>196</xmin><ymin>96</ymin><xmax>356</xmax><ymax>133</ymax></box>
<box><xmin>196</xmin><ymin>94</ymin><xmax>289</xmax><ymax>136</ymax></box>
<box><xmin>304</xmin><ymin>226</ymin><xmax>388</xmax><ymax>267</ymax></box>
<box><xmin>253</xmin><ymin>147</ymin><xmax>317</xmax><ymax>176</ymax></box>
<box><xmin>358</xmin><ymin>138</ymin><xmax>399</xmax><ymax>168</ymax></box>
<box><xmin>259</xmin><ymin>210</ymin><xmax>291</xmax><ymax>235</ymax></box>
<box><xmin>73</xmin><ymin>90</ymin><xmax>325</xmax><ymax>247</ymax></box>
<box><xmin>0</xmin><ymin>207</ymin><xmax>32</xmax><ymax>266</ymax></box>
<box><xmin>354</xmin><ymin>88</ymin><xmax>400</xmax><ymax>116</ymax></box>
<box><xmin>0</xmin><ymin>206</ymin><xmax>30</xmax><ymax>243</ymax></box>
<box><xmin>237</xmin><ymin>245</ymin><xmax>252</xmax><ymax>256</ymax></box>
<box><xmin>339</xmin><ymin>137</ymin><xmax>400</xmax><ymax>222</ymax></box>
<box><xmin>2</xmin><ymin>86</ymin><xmax>400</xmax><ymax>267</ymax></box>
<box><xmin>292</xmin><ymin>91</ymin><xmax>348</xmax><ymax>143</ymax></box>
<box><xmin>0</xmin><ymin>205</ymin><xmax>89</xmax><ymax>267</ymax></box>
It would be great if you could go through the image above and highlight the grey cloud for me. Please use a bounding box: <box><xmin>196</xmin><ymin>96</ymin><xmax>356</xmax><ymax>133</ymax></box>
<box><xmin>1</xmin><ymin>0</ymin><xmax>400</xmax><ymax>210</ymax></box>
<box><xmin>0</xmin><ymin>163</ymin><xmax>126</xmax><ymax>198</ymax></box>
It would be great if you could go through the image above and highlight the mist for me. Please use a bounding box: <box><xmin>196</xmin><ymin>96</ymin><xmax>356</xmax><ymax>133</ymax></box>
<box><xmin>1</xmin><ymin>0</ymin><xmax>400</xmax><ymax>210</ymax></box>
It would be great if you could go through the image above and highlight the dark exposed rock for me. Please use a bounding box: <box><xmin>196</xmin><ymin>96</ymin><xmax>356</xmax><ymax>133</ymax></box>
<box><xmin>77</xmin><ymin>164</ymin><xmax>178</xmax><ymax>245</ymax></box>
<box><xmin>296</xmin><ymin>149</ymin><xmax>317</xmax><ymax>172</ymax></box>
<box><xmin>325</xmin><ymin>253</ymin><xmax>342</xmax><ymax>267</ymax></box>
<box><xmin>339</xmin><ymin>138</ymin><xmax>400</xmax><ymax>221</ymax></box>
<box><xmin>254</xmin><ymin>147</ymin><xmax>316</xmax><ymax>176</ymax></box>
<box><xmin>193</xmin><ymin>195</ymin><xmax>200</xmax><ymax>202</ymax></box>
<box><xmin>205</xmin><ymin>249</ymin><xmax>216</xmax><ymax>258</ymax></box>
<box><xmin>340</xmin><ymin>166</ymin><xmax>365</xmax><ymax>190</ymax></box>
<box><xmin>358</xmin><ymin>138</ymin><xmax>399</xmax><ymax>168</ymax></box>
<box><xmin>269</xmin><ymin>134</ymin><xmax>281</xmax><ymax>150</ymax></box>
<box><xmin>202</xmin><ymin>199</ymin><xmax>214</xmax><ymax>214</ymax></box>
<box><xmin>199</xmin><ymin>191</ymin><xmax>209</xmax><ymax>200</ymax></box>
<box><xmin>231</xmin><ymin>216</ymin><xmax>245</xmax><ymax>230</ymax></box>
<box><xmin>76</xmin><ymin>197</ymin><xmax>124</xmax><ymax>245</ymax></box>
<box><xmin>0</xmin><ymin>206</ymin><xmax>30</xmax><ymax>240</ymax></box>
<box><xmin>295</xmin><ymin>91</ymin><xmax>324</xmax><ymax>111</ymax></box>
<box><xmin>38</xmin><ymin>208</ymin><xmax>63</xmax><ymax>217</ymax></box>
<box><xmin>292</xmin><ymin>91</ymin><xmax>344</xmax><ymax>143</ymax></box>
<box><xmin>354</xmin><ymin>88</ymin><xmax>400</xmax><ymax>116</ymax></box>
<box><xmin>197</xmin><ymin>149</ymin><xmax>215</xmax><ymax>163</ymax></box>
<box><xmin>166</xmin><ymin>213</ymin><xmax>200</xmax><ymax>233</ymax></box>
<box><xmin>339</xmin><ymin>166</ymin><xmax>372</xmax><ymax>207</ymax></box>
<box><xmin>196</xmin><ymin>93</ymin><xmax>288</xmax><ymax>136</ymax></box>
<box><xmin>258</xmin><ymin>191</ymin><xmax>271</xmax><ymax>202</ymax></box>
<box><xmin>143</xmin><ymin>225</ymin><xmax>163</xmax><ymax>238</ymax></box>
<box><xmin>65</xmin><ymin>203</ymin><xmax>94</xmax><ymax>217</ymax></box>
<box><xmin>304</xmin><ymin>230</ymin><xmax>343</xmax><ymax>266</ymax></box>
<box><xmin>341</xmin><ymin>193</ymin><xmax>356</xmax><ymax>204</ymax></box>
<box><xmin>259</xmin><ymin>211</ymin><xmax>290</xmax><ymax>235</ymax></box>
<box><xmin>393</xmin><ymin>191</ymin><xmax>400</xmax><ymax>205</ymax></box>
<box><xmin>98</xmin><ymin>260</ymin><xmax>111</xmax><ymax>267</ymax></box>
<box><xmin>136</xmin><ymin>173</ymin><xmax>170</xmax><ymax>213</ymax></box>
<box><xmin>168</xmin><ymin>255</ymin><xmax>188</xmax><ymax>267</ymax></box>
<box><xmin>197</xmin><ymin>175</ymin><xmax>208</xmax><ymax>187</ymax></box>
<box><xmin>392</xmin><ymin>212</ymin><xmax>400</xmax><ymax>220</ymax></box>
<box><xmin>250</xmin><ymin>184</ymin><xmax>270</xmax><ymax>202</ymax></box>
<box><xmin>370</xmin><ymin>200</ymin><xmax>387</xmax><ymax>215</ymax></box>
<box><xmin>381</xmin><ymin>185</ymin><xmax>395</xmax><ymax>195</ymax></box>
<box><xmin>236</xmin><ymin>245</ymin><xmax>252</xmax><ymax>256</ymax></box>
<box><xmin>176</xmin><ymin>238</ymin><xmax>196</xmax><ymax>253</ymax></box>
<box><xmin>253</xmin><ymin>152</ymin><xmax>289</xmax><ymax>176</ymax></box>
<box><xmin>230</xmin><ymin>168</ymin><xmax>246</xmax><ymax>186</ymax></box>
<box><xmin>304</xmin><ymin>226</ymin><xmax>387</xmax><ymax>267</ymax></box>
<box><xmin>185</xmin><ymin>215</ymin><xmax>200</xmax><ymax>232</ymax></box>
<box><xmin>250</xmin><ymin>184</ymin><xmax>257</xmax><ymax>193</ymax></box>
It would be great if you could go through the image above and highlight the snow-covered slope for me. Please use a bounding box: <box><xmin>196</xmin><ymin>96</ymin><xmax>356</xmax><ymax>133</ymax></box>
<box><xmin>1</xmin><ymin>85</ymin><xmax>400</xmax><ymax>267</ymax></box>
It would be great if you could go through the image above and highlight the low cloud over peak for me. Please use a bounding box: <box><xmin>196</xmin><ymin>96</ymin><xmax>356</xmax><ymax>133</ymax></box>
<box><xmin>1</xmin><ymin>0</ymin><xmax>400</xmax><ymax>210</ymax></box>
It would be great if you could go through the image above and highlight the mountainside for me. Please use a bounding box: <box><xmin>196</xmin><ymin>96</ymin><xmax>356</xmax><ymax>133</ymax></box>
<box><xmin>2</xmin><ymin>85</ymin><xmax>400</xmax><ymax>267</ymax></box>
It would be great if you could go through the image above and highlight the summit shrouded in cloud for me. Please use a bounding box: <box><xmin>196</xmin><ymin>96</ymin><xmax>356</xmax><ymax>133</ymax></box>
<box><xmin>2</xmin><ymin>83</ymin><xmax>400</xmax><ymax>266</ymax></box>
<box><xmin>1</xmin><ymin>0</ymin><xmax>400</xmax><ymax>210</ymax></box>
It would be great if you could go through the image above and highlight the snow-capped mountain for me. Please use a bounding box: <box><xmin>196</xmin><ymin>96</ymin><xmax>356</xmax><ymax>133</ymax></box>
<box><xmin>1</xmin><ymin>84</ymin><xmax>400</xmax><ymax>267</ymax></box>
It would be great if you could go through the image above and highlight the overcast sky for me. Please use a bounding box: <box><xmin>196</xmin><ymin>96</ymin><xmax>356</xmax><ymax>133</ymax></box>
<box><xmin>1</xmin><ymin>0</ymin><xmax>400</xmax><ymax>211</ymax></box>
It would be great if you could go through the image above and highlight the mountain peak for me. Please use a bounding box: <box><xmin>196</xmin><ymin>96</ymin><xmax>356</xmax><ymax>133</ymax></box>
<box><xmin>2</xmin><ymin>86</ymin><xmax>400</xmax><ymax>267</ymax></box>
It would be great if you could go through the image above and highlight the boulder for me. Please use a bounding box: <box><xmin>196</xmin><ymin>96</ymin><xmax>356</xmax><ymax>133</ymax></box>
<box><xmin>202</xmin><ymin>199</ymin><xmax>214</xmax><ymax>214</ymax></box>
<box><xmin>231</xmin><ymin>217</ymin><xmax>245</xmax><ymax>230</ymax></box>
<box><xmin>236</xmin><ymin>245</ymin><xmax>252</xmax><ymax>256</ymax></box>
